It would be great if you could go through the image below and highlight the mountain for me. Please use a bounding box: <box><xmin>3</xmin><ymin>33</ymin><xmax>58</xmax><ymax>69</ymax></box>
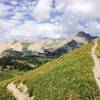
<box><xmin>0</xmin><ymin>31</ymin><xmax>98</xmax><ymax>57</ymax></box>
<box><xmin>1</xmin><ymin>39</ymin><xmax>100</xmax><ymax>100</ymax></box>
<box><xmin>44</xmin><ymin>39</ymin><xmax>81</xmax><ymax>56</ymax></box>
<box><xmin>76</xmin><ymin>31</ymin><xmax>98</xmax><ymax>41</ymax></box>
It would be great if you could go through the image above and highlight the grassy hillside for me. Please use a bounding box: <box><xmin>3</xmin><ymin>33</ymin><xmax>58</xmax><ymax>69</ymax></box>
<box><xmin>16</xmin><ymin>41</ymin><xmax>100</xmax><ymax>99</ymax></box>
<box><xmin>23</xmin><ymin>41</ymin><xmax>100</xmax><ymax>100</ymax></box>
<box><xmin>0</xmin><ymin>70</ymin><xmax>23</xmax><ymax>81</ymax></box>
<box><xmin>97</xmin><ymin>39</ymin><xmax>100</xmax><ymax>57</ymax></box>
<box><xmin>0</xmin><ymin>56</ymin><xmax>53</xmax><ymax>100</ymax></box>
<box><xmin>0</xmin><ymin>40</ymin><xmax>100</xmax><ymax>100</ymax></box>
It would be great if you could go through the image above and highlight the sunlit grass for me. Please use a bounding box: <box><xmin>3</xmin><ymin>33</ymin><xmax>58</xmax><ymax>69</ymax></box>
<box><xmin>16</xmin><ymin>41</ymin><xmax>100</xmax><ymax>100</ymax></box>
<box><xmin>97</xmin><ymin>39</ymin><xmax>100</xmax><ymax>57</ymax></box>
<box><xmin>0</xmin><ymin>40</ymin><xmax>100</xmax><ymax>100</ymax></box>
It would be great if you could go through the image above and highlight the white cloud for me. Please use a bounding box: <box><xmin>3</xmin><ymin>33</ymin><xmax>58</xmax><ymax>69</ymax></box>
<box><xmin>65</xmin><ymin>0</ymin><xmax>100</xmax><ymax>20</ymax></box>
<box><xmin>67</xmin><ymin>1</ymin><xmax>92</xmax><ymax>17</ymax></box>
<box><xmin>0</xmin><ymin>0</ymin><xmax>100</xmax><ymax>40</ymax></box>
<box><xmin>0</xmin><ymin>3</ymin><xmax>9</xmax><ymax>16</ymax></box>
<box><xmin>8</xmin><ymin>21</ymin><xmax>63</xmax><ymax>39</ymax></box>
<box><xmin>11</xmin><ymin>12</ymin><xmax>25</xmax><ymax>20</ymax></box>
<box><xmin>84</xmin><ymin>21</ymin><xmax>100</xmax><ymax>34</ymax></box>
<box><xmin>10</xmin><ymin>0</ymin><xmax>18</xmax><ymax>5</ymax></box>
<box><xmin>55</xmin><ymin>0</ymin><xmax>69</xmax><ymax>12</ymax></box>
<box><xmin>0</xmin><ymin>20</ymin><xmax>14</xmax><ymax>31</ymax></box>
<box><xmin>59</xmin><ymin>0</ymin><xmax>100</xmax><ymax>35</ymax></box>
<box><xmin>33</xmin><ymin>0</ymin><xmax>52</xmax><ymax>21</ymax></box>
<box><xmin>0</xmin><ymin>19</ymin><xmax>22</xmax><ymax>31</ymax></box>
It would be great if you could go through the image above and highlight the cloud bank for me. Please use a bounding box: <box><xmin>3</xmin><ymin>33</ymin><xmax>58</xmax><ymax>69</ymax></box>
<box><xmin>0</xmin><ymin>0</ymin><xmax>100</xmax><ymax>40</ymax></box>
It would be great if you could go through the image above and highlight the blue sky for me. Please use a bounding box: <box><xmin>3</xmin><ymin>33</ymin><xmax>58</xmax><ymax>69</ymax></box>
<box><xmin>0</xmin><ymin>0</ymin><xmax>100</xmax><ymax>40</ymax></box>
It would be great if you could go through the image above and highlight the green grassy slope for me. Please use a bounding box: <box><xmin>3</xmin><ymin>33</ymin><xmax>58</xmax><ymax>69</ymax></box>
<box><xmin>97</xmin><ymin>39</ymin><xmax>100</xmax><ymax>57</ymax></box>
<box><xmin>0</xmin><ymin>70</ymin><xmax>23</xmax><ymax>81</ymax></box>
<box><xmin>0</xmin><ymin>40</ymin><xmax>100</xmax><ymax>100</ymax></box>
<box><xmin>18</xmin><ymin>40</ymin><xmax>100</xmax><ymax>100</ymax></box>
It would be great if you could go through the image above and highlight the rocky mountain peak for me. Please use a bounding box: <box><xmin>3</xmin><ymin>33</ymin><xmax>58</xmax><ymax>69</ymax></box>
<box><xmin>76</xmin><ymin>31</ymin><xmax>98</xmax><ymax>41</ymax></box>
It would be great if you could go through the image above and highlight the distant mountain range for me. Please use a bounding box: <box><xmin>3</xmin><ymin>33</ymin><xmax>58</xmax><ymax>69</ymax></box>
<box><xmin>0</xmin><ymin>31</ymin><xmax>98</xmax><ymax>57</ymax></box>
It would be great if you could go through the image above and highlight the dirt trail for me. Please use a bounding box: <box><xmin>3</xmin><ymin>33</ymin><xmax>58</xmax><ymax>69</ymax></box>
<box><xmin>91</xmin><ymin>40</ymin><xmax>100</xmax><ymax>88</ymax></box>
<box><xmin>7</xmin><ymin>81</ymin><xmax>34</xmax><ymax>100</ymax></box>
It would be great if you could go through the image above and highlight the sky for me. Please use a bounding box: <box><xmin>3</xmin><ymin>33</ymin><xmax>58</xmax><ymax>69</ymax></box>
<box><xmin>0</xmin><ymin>0</ymin><xmax>100</xmax><ymax>40</ymax></box>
